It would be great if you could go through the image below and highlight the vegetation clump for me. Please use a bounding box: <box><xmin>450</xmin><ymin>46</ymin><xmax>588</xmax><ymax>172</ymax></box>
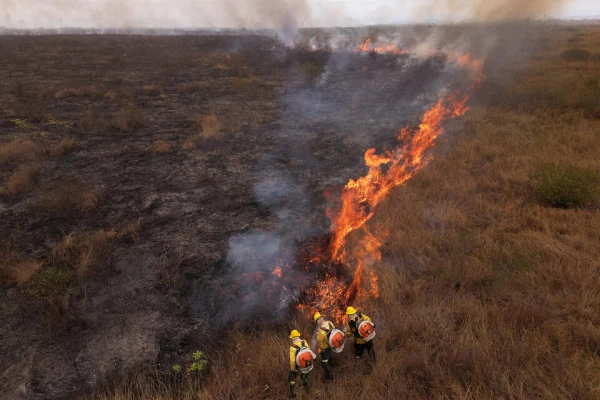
<box><xmin>112</xmin><ymin>104</ymin><xmax>147</xmax><ymax>133</ymax></box>
<box><xmin>27</xmin><ymin>266</ymin><xmax>72</xmax><ymax>299</ymax></box>
<box><xmin>560</xmin><ymin>48</ymin><xmax>591</xmax><ymax>61</ymax></box>
<box><xmin>531</xmin><ymin>163</ymin><xmax>599</xmax><ymax>208</ymax></box>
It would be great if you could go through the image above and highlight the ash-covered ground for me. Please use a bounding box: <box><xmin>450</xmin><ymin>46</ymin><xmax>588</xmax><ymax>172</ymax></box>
<box><xmin>0</xmin><ymin>26</ymin><xmax>545</xmax><ymax>399</ymax></box>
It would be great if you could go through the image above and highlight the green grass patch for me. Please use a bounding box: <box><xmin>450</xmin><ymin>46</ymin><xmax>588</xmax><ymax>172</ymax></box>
<box><xmin>531</xmin><ymin>163</ymin><xmax>599</xmax><ymax>209</ymax></box>
<box><xmin>27</xmin><ymin>266</ymin><xmax>72</xmax><ymax>299</ymax></box>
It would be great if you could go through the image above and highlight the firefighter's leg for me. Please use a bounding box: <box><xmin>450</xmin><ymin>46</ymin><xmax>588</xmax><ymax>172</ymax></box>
<box><xmin>288</xmin><ymin>371</ymin><xmax>298</xmax><ymax>398</ymax></box>
<box><xmin>321</xmin><ymin>348</ymin><xmax>333</xmax><ymax>381</ymax></box>
<box><xmin>301</xmin><ymin>372</ymin><xmax>309</xmax><ymax>388</ymax></box>
<box><xmin>366</xmin><ymin>340</ymin><xmax>376</xmax><ymax>364</ymax></box>
<box><xmin>354</xmin><ymin>342</ymin><xmax>366</xmax><ymax>359</ymax></box>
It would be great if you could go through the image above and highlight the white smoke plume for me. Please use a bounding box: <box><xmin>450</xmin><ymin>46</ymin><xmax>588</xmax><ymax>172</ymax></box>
<box><xmin>0</xmin><ymin>0</ymin><xmax>572</xmax><ymax>32</ymax></box>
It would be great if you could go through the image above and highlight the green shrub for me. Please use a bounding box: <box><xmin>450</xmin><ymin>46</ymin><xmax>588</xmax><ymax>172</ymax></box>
<box><xmin>187</xmin><ymin>351</ymin><xmax>207</xmax><ymax>373</ymax></box>
<box><xmin>27</xmin><ymin>266</ymin><xmax>71</xmax><ymax>299</ymax></box>
<box><xmin>560</xmin><ymin>49</ymin><xmax>591</xmax><ymax>62</ymax></box>
<box><xmin>531</xmin><ymin>164</ymin><xmax>599</xmax><ymax>208</ymax></box>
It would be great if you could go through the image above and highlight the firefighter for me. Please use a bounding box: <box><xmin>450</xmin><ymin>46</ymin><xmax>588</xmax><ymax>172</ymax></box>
<box><xmin>345</xmin><ymin>306</ymin><xmax>376</xmax><ymax>363</ymax></box>
<box><xmin>313</xmin><ymin>312</ymin><xmax>335</xmax><ymax>381</ymax></box>
<box><xmin>288</xmin><ymin>329</ymin><xmax>314</xmax><ymax>398</ymax></box>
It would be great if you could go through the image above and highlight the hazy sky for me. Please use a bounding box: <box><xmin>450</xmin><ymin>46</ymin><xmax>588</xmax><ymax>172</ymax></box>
<box><xmin>1</xmin><ymin>0</ymin><xmax>599</xmax><ymax>29</ymax></box>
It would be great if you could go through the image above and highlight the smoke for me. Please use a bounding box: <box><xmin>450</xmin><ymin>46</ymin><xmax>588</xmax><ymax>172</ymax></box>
<box><xmin>414</xmin><ymin>0</ymin><xmax>569</xmax><ymax>21</ymax></box>
<box><xmin>0</xmin><ymin>0</ymin><xmax>312</xmax><ymax>41</ymax></box>
<box><xmin>0</xmin><ymin>0</ymin><xmax>573</xmax><ymax>32</ymax></box>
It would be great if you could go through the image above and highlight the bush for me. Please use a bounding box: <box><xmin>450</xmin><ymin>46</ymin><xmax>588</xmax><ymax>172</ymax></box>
<box><xmin>560</xmin><ymin>49</ymin><xmax>591</xmax><ymax>62</ymax></box>
<box><xmin>531</xmin><ymin>164</ymin><xmax>599</xmax><ymax>208</ymax></box>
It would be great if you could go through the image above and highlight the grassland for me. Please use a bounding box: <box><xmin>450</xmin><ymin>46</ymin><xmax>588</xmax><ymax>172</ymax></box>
<box><xmin>1</xmin><ymin>23</ymin><xmax>599</xmax><ymax>400</ymax></box>
<box><xmin>90</xmin><ymin>24</ymin><xmax>600</xmax><ymax>400</ymax></box>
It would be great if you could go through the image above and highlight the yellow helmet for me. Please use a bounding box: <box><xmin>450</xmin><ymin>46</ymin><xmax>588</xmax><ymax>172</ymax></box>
<box><xmin>346</xmin><ymin>306</ymin><xmax>357</xmax><ymax>315</ymax></box>
<box><xmin>289</xmin><ymin>329</ymin><xmax>301</xmax><ymax>339</ymax></box>
<box><xmin>313</xmin><ymin>312</ymin><xmax>322</xmax><ymax>322</ymax></box>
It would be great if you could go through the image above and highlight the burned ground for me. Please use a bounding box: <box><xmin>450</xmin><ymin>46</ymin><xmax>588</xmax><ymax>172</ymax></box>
<box><xmin>0</xmin><ymin>31</ymin><xmax>469</xmax><ymax>399</ymax></box>
<box><xmin>1</xmin><ymin>23</ymin><xmax>600</xmax><ymax>399</ymax></box>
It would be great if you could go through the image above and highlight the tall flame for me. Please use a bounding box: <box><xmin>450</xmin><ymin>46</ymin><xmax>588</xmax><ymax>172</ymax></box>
<box><xmin>240</xmin><ymin>41</ymin><xmax>486</xmax><ymax>323</ymax></box>
<box><xmin>298</xmin><ymin>49</ymin><xmax>486</xmax><ymax>322</ymax></box>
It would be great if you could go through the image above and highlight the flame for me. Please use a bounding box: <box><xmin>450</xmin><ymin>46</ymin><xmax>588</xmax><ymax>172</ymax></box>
<box><xmin>297</xmin><ymin>50</ymin><xmax>485</xmax><ymax>321</ymax></box>
<box><xmin>357</xmin><ymin>38</ymin><xmax>407</xmax><ymax>55</ymax></box>
<box><xmin>240</xmin><ymin>40</ymin><xmax>486</xmax><ymax>323</ymax></box>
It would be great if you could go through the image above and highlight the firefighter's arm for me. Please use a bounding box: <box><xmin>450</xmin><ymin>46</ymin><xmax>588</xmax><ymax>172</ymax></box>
<box><xmin>289</xmin><ymin>348</ymin><xmax>297</xmax><ymax>371</ymax></box>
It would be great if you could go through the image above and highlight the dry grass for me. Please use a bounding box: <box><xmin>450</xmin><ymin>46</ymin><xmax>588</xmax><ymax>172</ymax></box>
<box><xmin>3</xmin><ymin>260</ymin><xmax>43</xmax><ymax>286</ymax></box>
<box><xmin>55</xmin><ymin>86</ymin><xmax>103</xmax><ymax>99</ymax></box>
<box><xmin>142</xmin><ymin>84</ymin><xmax>160</xmax><ymax>94</ymax></box>
<box><xmin>51</xmin><ymin>230</ymin><xmax>115</xmax><ymax>277</ymax></box>
<box><xmin>93</xmin><ymin>27</ymin><xmax>600</xmax><ymax>400</ymax></box>
<box><xmin>6</xmin><ymin>164</ymin><xmax>41</xmax><ymax>195</ymax></box>
<box><xmin>0</xmin><ymin>247</ymin><xmax>43</xmax><ymax>287</ymax></box>
<box><xmin>148</xmin><ymin>140</ymin><xmax>171</xmax><ymax>154</ymax></box>
<box><xmin>49</xmin><ymin>137</ymin><xmax>78</xmax><ymax>157</ymax></box>
<box><xmin>37</xmin><ymin>181</ymin><xmax>97</xmax><ymax>214</ymax></box>
<box><xmin>230</xmin><ymin>75</ymin><xmax>261</xmax><ymax>92</ymax></box>
<box><xmin>112</xmin><ymin>104</ymin><xmax>147</xmax><ymax>133</ymax></box>
<box><xmin>0</xmin><ymin>139</ymin><xmax>42</xmax><ymax>165</ymax></box>
<box><xmin>104</xmin><ymin>90</ymin><xmax>120</xmax><ymax>101</ymax></box>
<box><xmin>50</xmin><ymin>221</ymin><xmax>142</xmax><ymax>277</ymax></box>
<box><xmin>77</xmin><ymin>106</ymin><xmax>98</xmax><ymax>131</ymax></box>
<box><xmin>183</xmin><ymin>114</ymin><xmax>222</xmax><ymax>150</ymax></box>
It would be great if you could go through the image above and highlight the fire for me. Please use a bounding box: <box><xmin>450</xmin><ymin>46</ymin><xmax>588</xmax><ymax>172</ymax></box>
<box><xmin>357</xmin><ymin>38</ymin><xmax>406</xmax><ymax>55</ymax></box>
<box><xmin>244</xmin><ymin>39</ymin><xmax>487</xmax><ymax>323</ymax></box>
<box><xmin>294</xmin><ymin>49</ymin><xmax>486</xmax><ymax>321</ymax></box>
